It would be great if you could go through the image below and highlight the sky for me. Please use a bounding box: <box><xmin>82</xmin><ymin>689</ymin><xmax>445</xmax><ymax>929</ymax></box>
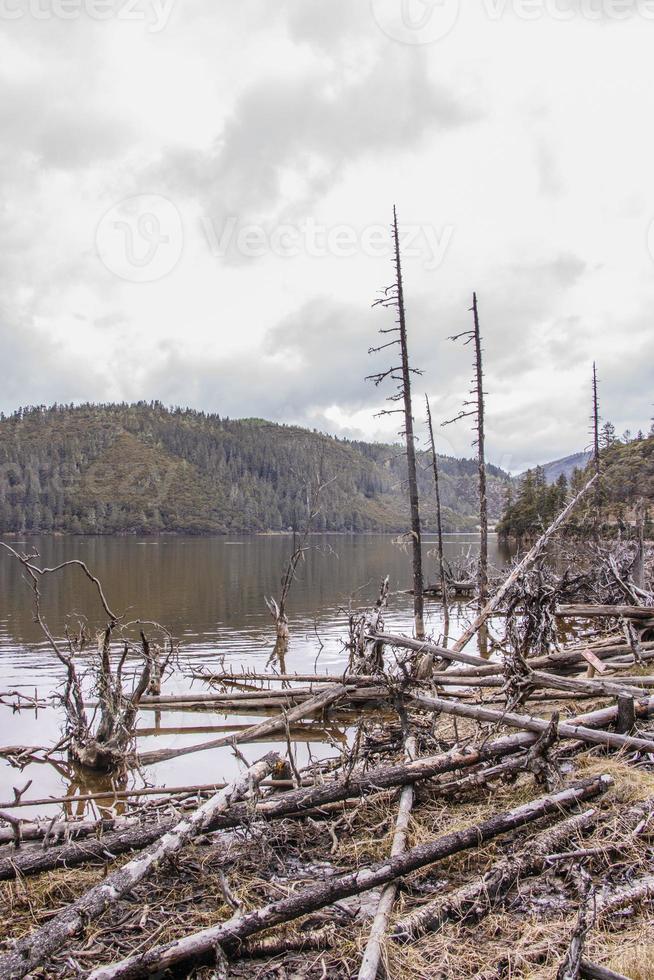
<box><xmin>1</xmin><ymin>0</ymin><xmax>653</xmax><ymax>473</ymax></box>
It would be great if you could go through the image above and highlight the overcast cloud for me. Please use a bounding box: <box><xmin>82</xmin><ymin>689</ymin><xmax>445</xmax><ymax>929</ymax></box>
<box><xmin>1</xmin><ymin>0</ymin><xmax>653</xmax><ymax>471</ymax></box>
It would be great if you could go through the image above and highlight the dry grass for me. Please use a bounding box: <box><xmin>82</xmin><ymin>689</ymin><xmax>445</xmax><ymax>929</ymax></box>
<box><xmin>2</xmin><ymin>692</ymin><xmax>654</xmax><ymax>978</ymax></box>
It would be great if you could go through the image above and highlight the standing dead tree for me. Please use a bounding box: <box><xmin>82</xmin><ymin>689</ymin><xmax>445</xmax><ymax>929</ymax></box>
<box><xmin>0</xmin><ymin>543</ymin><xmax>155</xmax><ymax>773</ymax></box>
<box><xmin>592</xmin><ymin>361</ymin><xmax>602</xmax><ymax>531</ymax></box>
<box><xmin>368</xmin><ymin>205</ymin><xmax>425</xmax><ymax>638</ymax></box>
<box><xmin>265</xmin><ymin>474</ymin><xmax>332</xmax><ymax>662</ymax></box>
<box><xmin>443</xmin><ymin>292</ymin><xmax>488</xmax><ymax>606</ymax></box>
<box><xmin>425</xmin><ymin>394</ymin><xmax>449</xmax><ymax>628</ymax></box>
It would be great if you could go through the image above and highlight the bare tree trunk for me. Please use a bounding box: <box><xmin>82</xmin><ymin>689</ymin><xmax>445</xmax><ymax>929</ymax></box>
<box><xmin>472</xmin><ymin>293</ymin><xmax>488</xmax><ymax>606</ymax></box>
<box><xmin>87</xmin><ymin>779</ymin><xmax>608</xmax><ymax>980</ymax></box>
<box><xmin>425</xmin><ymin>395</ymin><xmax>449</xmax><ymax>629</ymax></box>
<box><xmin>592</xmin><ymin>362</ymin><xmax>602</xmax><ymax>531</ymax></box>
<box><xmin>393</xmin><ymin>208</ymin><xmax>424</xmax><ymax>637</ymax></box>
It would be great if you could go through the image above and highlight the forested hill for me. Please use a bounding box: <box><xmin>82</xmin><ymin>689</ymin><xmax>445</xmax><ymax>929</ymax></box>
<box><xmin>0</xmin><ymin>403</ymin><xmax>512</xmax><ymax>535</ymax></box>
<box><xmin>498</xmin><ymin>431</ymin><xmax>654</xmax><ymax>540</ymax></box>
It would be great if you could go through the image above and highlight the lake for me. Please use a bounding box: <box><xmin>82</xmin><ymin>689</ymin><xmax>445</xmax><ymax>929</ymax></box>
<box><xmin>0</xmin><ymin>533</ymin><xmax>512</xmax><ymax>816</ymax></box>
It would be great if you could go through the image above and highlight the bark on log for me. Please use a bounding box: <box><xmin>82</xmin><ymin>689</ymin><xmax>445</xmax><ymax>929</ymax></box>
<box><xmin>137</xmin><ymin>683</ymin><xmax>346</xmax><ymax>766</ymax></box>
<box><xmin>409</xmin><ymin>692</ymin><xmax>654</xmax><ymax>754</ymax></box>
<box><xmin>370</xmin><ymin>632</ymin><xmax>488</xmax><ymax>668</ymax></box>
<box><xmin>557</xmin><ymin>605</ymin><xmax>654</xmax><ymax>620</ymax></box>
<box><xmin>0</xmin><ymin>753</ymin><xmax>279</xmax><ymax>980</ymax></box>
<box><xmin>358</xmin><ymin>736</ymin><xmax>416</xmax><ymax>980</ymax></box>
<box><xmin>87</xmin><ymin>778</ymin><xmax>610</xmax><ymax>980</ymax></box>
<box><xmin>393</xmin><ymin>807</ymin><xmax>600</xmax><ymax>940</ymax></box>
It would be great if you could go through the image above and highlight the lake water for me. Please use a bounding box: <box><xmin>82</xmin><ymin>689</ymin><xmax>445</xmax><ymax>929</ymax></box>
<box><xmin>0</xmin><ymin>533</ymin><xmax>512</xmax><ymax>817</ymax></box>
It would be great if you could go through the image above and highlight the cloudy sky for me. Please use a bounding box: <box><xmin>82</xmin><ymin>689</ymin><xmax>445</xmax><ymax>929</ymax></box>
<box><xmin>1</xmin><ymin>0</ymin><xmax>653</xmax><ymax>472</ymax></box>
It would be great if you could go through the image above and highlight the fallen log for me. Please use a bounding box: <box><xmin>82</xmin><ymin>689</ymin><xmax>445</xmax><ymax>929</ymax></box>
<box><xmin>86</xmin><ymin>777</ymin><xmax>610</xmax><ymax>980</ymax></box>
<box><xmin>0</xmin><ymin>701</ymin><xmax>636</xmax><ymax>881</ymax></box>
<box><xmin>557</xmin><ymin>604</ymin><xmax>654</xmax><ymax>620</ymax></box>
<box><xmin>358</xmin><ymin>736</ymin><xmax>416</xmax><ymax>980</ymax></box>
<box><xmin>393</xmin><ymin>807</ymin><xmax>600</xmax><ymax>940</ymax></box>
<box><xmin>0</xmin><ymin>752</ymin><xmax>279</xmax><ymax>980</ymax></box>
<box><xmin>409</xmin><ymin>692</ymin><xmax>654</xmax><ymax>755</ymax></box>
<box><xmin>137</xmin><ymin>683</ymin><xmax>347</xmax><ymax>766</ymax></box>
<box><xmin>368</xmin><ymin>632</ymin><xmax>487</xmax><ymax>669</ymax></box>
<box><xmin>394</xmin><ymin>794</ymin><xmax>654</xmax><ymax>940</ymax></box>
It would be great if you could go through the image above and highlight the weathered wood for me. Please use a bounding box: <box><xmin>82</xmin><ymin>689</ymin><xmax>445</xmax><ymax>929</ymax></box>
<box><xmin>370</xmin><ymin>632</ymin><xmax>488</xmax><ymax>668</ymax></box>
<box><xmin>616</xmin><ymin>696</ymin><xmax>636</xmax><ymax>734</ymax></box>
<box><xmin>87</xmin><ymin>778</ymin><xmax>609</xmax><ymax>980</ymax></box>
<box><xmin>450</xmin><ymin>473</ymin><xmax>599</xmax><ymax>655</ymax></box>
<box><xmin>580</xmin><ymin>962</ymin><xmax>632</xmax><ymax>980</ymax></box>
<box><xmin>358</xmin><ymin>736</ymin><xmax>416</xmax><ymax>980</ymax></box>
<box><xmin>137</xmin><ymin>683</ymin><xmax>346</xmax><ymax>765</ymax></box>
<box><xmin>0</xmin><ymin>752</ymin><xmax>279</xmax><ymax>980</ymax></box>
<box><xmin>409</xmin><ymin>692</ymin><xmax>654</xmax><ymax>754</ymax></box>
<box><xmin>557</xmin><ymin>604</ymin><xmax>654</xmax><ymax>620</ymax></box>
<box><xmin>394</xmin><ymin>807</ymin><xmax>600</xmax><ymax>940</ymax></box>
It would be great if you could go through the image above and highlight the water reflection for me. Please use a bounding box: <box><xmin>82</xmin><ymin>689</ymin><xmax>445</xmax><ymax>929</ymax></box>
<box><xmin>0</xmin><ymin>533</ymin><xmax>511</xmax><ymax>816</ymax></box>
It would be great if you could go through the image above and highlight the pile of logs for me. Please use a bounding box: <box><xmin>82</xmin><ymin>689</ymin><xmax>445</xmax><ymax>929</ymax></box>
<box><xmin>1</xmin><ymin>518</ymin><xmax>653</xmax><ymax>977</ymax></box>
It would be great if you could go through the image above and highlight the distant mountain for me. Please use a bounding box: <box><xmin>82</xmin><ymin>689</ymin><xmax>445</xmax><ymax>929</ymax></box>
<box><xmin>0</xmin><ymin>403</ymin><xmax>513</xmax><ymax>535</ymax></box>
<box><xmin>533</xmin><ymin>452</ymin><xmax>591</xmax><ymax>485</ymax></box>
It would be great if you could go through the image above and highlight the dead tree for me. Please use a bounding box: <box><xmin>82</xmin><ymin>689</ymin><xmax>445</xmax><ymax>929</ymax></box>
<box><xmin>443</xmin><ymin>292</ymin><xmax>488</xmax><ymax>606</ymax></box>
<box><xmin>368</xmin><ymin>205</ymin><xmax>425</xmax><ymax>638</ymax></box>
<box><xmin>425</xmin><ymin>394</ymin><xmax>449</xmax><ymax>626</ymax></box>
<box><xmin>265</xmin><ymin>474</ymin><xmax>331</xmax><ymax>662</ymax></box>
<box><xmin>592</xmin><ymin>361</ymin><xmax>602</xmax><ymax>530</ymax></box>
<box><xmin>0</xmin><ymin>543</ymin><xmax>155</xmax><ymax>773</ymax></box>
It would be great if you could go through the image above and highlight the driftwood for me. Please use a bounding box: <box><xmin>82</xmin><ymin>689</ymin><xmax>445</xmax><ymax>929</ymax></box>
<box><xmin>0</xmin><ymin>698</ymin><xmax>635</xmax><ymax>881</ymax></box>
<box><xmin>409</xmin><ymin>692</ymin><xmax>654</xmax><ymax>754</ymax></box>
<box><xmin>358</xmin><ymin>736</ymin><xmax>416</xmax><ymax>980</ymax></box>
<box><xmin>0</xmin><ymin>752</ymin><xmax>279</xmax><ymax>980</ymax></box>
<box><xmin>137</xmin><ymin>683</ymin><xmax>346</xmax><ymax>765</ymax></box>
<box><xmin>394</xmin><ymin>807</ymin><xmax>600</xmax><ymax>940</ymax></box>
<box><xmin>87</xmin><ymin>778</ymin><xmax>609</xmax><ymax>980</ymax></box>
<box><xmin>395</xmin><ymin>794</ymin><xmax>654</xmax><ymax>941</ymax></box>
<box><xmin>557</xmin><ymin>604</ymin><xmax>654</xmax><ymax>620</ymax></box>
<box><xmin>450</xmin><ymin>472</ymin><xmax>599</xmax><ymax>655</ymax></box>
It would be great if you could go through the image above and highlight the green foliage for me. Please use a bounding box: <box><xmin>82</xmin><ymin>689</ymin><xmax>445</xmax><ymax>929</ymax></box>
<box><xmin>0</xmin><ymin>402</ymin><xmax>513</xmax><ymax>535</ymax></box>
<box><xmin>497</xmin><ymin>467</ymin><xmax>568</xmax><ymax>539</ymax></box>
<box><xmin>498</xmin><ymin>431</ymin><xmax>654</xmax><ymax>539</ymax></box>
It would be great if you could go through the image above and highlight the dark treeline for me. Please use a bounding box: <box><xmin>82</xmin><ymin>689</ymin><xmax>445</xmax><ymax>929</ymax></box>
<box><xmin>0</xmin><ymin>402</ymin><xmax>512</xmax><ymax>535</ymax></box>
<box><xmin>498</xmin><ymin>427</ymin><xmax>654</xmax><ymax>540</ymax></box>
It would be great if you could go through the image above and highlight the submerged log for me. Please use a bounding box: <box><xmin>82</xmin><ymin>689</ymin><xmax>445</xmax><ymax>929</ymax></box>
<box><xmin>87</xmin><ymin>778</ymin><xmax>610</xmax><ymax>980</ymax></box>
<box><xmin>0</xmin><ymin>752</ymin><xmax>279</xmax><ymax>980</ymax></box>
<box><xmin>137</xmin><ymin>683</ymin><xmax>347</xmax><ymax>766</ymax></box>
